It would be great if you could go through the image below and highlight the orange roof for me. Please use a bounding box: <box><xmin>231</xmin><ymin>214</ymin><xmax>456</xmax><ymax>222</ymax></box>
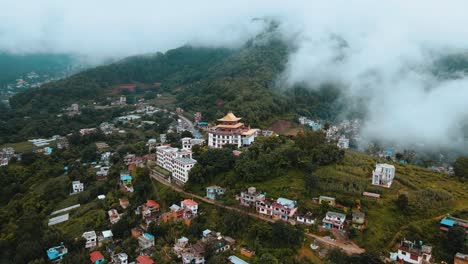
<box><xmin>217</xmin><ymin>112</ymin><xmax>241</xmax><ymax>122</ymax></box>
<box><xmin>90</xmin><ymin>251</ymin><xmax>105</xmax><ymax>262</ymax></box>
<box><xmin>137</xmin><ymin>255</ymin><xmax>154</xmax><ymax>264</ymax></box>
<box><xmin>128</xmin><ymin>164</ymin><xmax>137</xmax><ymax>171</ymax></box>
<box><xmin>182</xmin><ymin>199</ymin><xmax>198</xmax><ymax>207</ymax></box>
<box><xmin>146</xmin><ymin>200</ymin><xmax>160</xmax><ymax>208</ymax></box>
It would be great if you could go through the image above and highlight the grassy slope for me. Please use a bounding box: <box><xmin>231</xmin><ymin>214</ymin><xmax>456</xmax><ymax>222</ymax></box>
<box><xmin>204</xmin><ymin>150</ymin><xmax>466</xmax><ymax>259</ymax></box>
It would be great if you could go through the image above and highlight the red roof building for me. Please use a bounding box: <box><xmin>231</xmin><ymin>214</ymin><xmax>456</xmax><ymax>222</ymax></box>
<box><xmin>90</xmin><ymin>251</ymin><xmax>105</xmax><ymax>263</ymax></box>
<box><xmin>136</xmin><ymin>255</ymin><xmax>154</xmax><ymax>264</ymax></box>
<box><xmin>146</xmin><ymin>200</ymin><xmax>160</xmax><ymax>209</ymax></box>
<box><xmin>181</xmin><ymin>199</ymin><xmax>198</xmax><ymax>207</ymax></box>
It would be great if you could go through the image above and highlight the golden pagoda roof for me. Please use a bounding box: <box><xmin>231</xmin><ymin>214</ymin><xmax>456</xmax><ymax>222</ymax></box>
<box><xmin>215</xmin><ymin>123</ymin><xmax>244</xmax><ymax>129</ymax></box>
<box><xmin>217</xmin><ymin>112</ymin><xmax>241</xmax><ymax>122</ymax></box>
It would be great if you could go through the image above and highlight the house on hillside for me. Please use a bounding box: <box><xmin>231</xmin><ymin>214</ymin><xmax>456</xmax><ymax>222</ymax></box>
<box><xmin>140</xmin><ymin>200</ymin><xmax>160</xmax><ymax>224</ymax></box>
<box><xmin>322</xmin><ymin>211</ymin><xmax>346</xmax><ymax>230</ymax></box>
<box><xmin>371</xmin><ymin>163</ymin><xmax>395</xmax><ymax>188</ymax></box>
<box><xmin>108</xmin><ymin>209</ymin><xmax>121</xmax><ymax>224</ymax></box>
<box><xmin>439</xmin><ymin>215</ymin><xmax>468</xmax><ymax>233</ymax></box>
<box><xmin>206</xmin><ymin>186</ymin><xmax>225</xmax><ymax>200</ymax></box>
<box><xmin>111</xmin><ymin>253</ymin><xmax>128</xmax><ymax>264</ymax></box>
<box><xmin>173</xmin><ymin>236</ymin><xmax>205</xmax><ymax>264</ymax></box>
<box><xmin>272</xmin><ymin>198</ymin><xmax>298</xmax><ymax>221</ymax></box>
<box><xmin>239</xmin><ymin>187</ymin><xmax>265</xmax><ymax>207</ymax></box>
<box><xmin>98</xmin><ymin>230</ymin><xmax>113</xmax><ymax>245</ymax></box>
<box><xmin>96</xmin><ymin>166</ymin><xmax>110</xmax><ymax>180</ymax></box>
<box><xmin>90</xmin><ymin>251</ymin><xmax>105</xmax><ymax>264</ymax></box>
<box><xmin>138</xmin><ymin>233</ymin><xmax>155</xmax><ymax>250</ymax></box>
<box><xmin>82</xmin><ymin>231</ymin><xmax>97</xmax><ymax>249</ymax></box>
<box><xmin>181</xmin><ymin>199</ymin><xmax>198</xmax><ymax>215</ymax></box>
<box><xmin>255</xmin><ymin>197</ymin><xmax>298</xmax><ymax>221</ymax></box>
<box><xmin>71</xmin><ymin>181</ymin><xmax>84</xmax><ymax>194</ymax></box>
<box><xmin>319</xmin><ymin>196</ymin><xmax>336</xmax><ymax>206</ymax></box>
<box><xmin>47</xmin><ymin>244</ymin><xmax>68</xmax><ymax>262</ymax></box>
<box><xmin>120</xmin><ymin>171</ymin><xmax>134</xmax><ymax>192</ymax></box>
<box><xmin>352</xmin><ymin>212</ymin><xmax>366</xmax><ymax>230</ymax></box>
<box><xmin>395</xmin><ymin>240</ymin><xmax>432</xmax><ymax>264</ymax></box>
<box><xmin>201</xmin><ymin>229</ymin><xmax>235</xmax><ymax>254</ymax></box>
<box><xmin>296</xmin><ymin>212</ymin><xmax>315</xmax><ymax>225</ymax></box>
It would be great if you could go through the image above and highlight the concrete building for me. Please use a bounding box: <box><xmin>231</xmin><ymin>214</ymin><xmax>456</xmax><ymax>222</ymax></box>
<box><xmin>181</xmin><ymin>199</ymin><xmax>198</xmax><ymax>215</ymax></box>
<box><xmin>396</xmin><ymin>240</ymin><xmax>432</xmax><ymax>264</ymax></box>
<box><xmin>71</xmin><ymin>181</ymin><xmax>84</xmax><ymax>194</ymax></box>
<box><xmin>82</xmin><ymin>231</ymin><xmax>97</xmax><ymax>248</ymax></box>
<box><xmin>372</xmin><ymin>163</ymin><xmax>395</xmax><ymax>187</ymax></box>
<box><xmin>208</xmin><ymin>112</ymin><xmax>258</xmax><ymax>148</ymax></box>
<box><xmin>206</xmin><ymin>186</ymin><xmax>225</xmax><ymax>200</ymax></box>
<box><xmin>239</xmin><ymin>187</ymin><xmax>265</xmax><ymax>207</ymax></box>
<box><xmin>156</xmin><ymin>145</ymin><xmax>196</xmax><ymax>184</ymax></box>
<box><xmin>181</xmin><ymin>137</ymin><xmax>205</xmax><ymax>150</ymax></box>
<box><xmin>138</xmin><ymin>233</ymin><xmax>155</xmax><ymax>250</ymax></box>
<box><xmin>322</xmin><ymin>211</ymin><xmax>346</xmax><ymax>230</ymax></box>
<box><xmin>111</xmin><ymin>253</ymin><xmax>128</xmax><ymax>264</ymax></box>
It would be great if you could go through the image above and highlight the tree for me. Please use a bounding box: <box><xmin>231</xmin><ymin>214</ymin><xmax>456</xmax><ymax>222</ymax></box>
<box><xmin>453</xmin><ymin>156</ymin><xmax>468</xmax><ymax>180</ymax></box>
<box><xmin>180</xmin><ymin>130</ymin><xmax>193</xmax><ymax>138</ymax></box>
<box><xmin>259</xmin><ymin>253</ymin><xmax>279</xmax><ymax>264</ymax></box>
<box><xmin>395</xmin><ymin>194</ymin><xmax>409</xmax><ymax>211</ymax></box>
<box><xmin>305</xmin><ymin>173</ymin><xmax>318</xmax><ymax>194</ymax></box>
<box><xmin>447</xmin><ymin>226</ymin><xmax>466</xmax><ymax>255</ymax></box>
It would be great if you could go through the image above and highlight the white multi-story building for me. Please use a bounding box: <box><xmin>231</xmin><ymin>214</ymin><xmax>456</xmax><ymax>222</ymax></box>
<box><xmin>173</xmin><ymin>158</ymin><xmax>197</xmax><ymax>183</ymax></box>
<box><xmin>156</xmin><ymin>146</ymin><xmax>196</xmax><ymax>184</ymax></box>
<box><xmin>82</xmin><ymin>231</ymin><xmax>97</xmax><ymax>248</ymax></box>
<box><xmin>372</xmin><ymin>163</ymin><xmax>395</xmax><ymax>188</ymax></box>
<box><xmin>72</xmin><ymin>181</ymin><xmax>84</xmax><ymax>193</ymax></box>
<box><xmin>208</xmin><ymin>112</ymin><xmax>258</xmax><ymax>148</ymax></box>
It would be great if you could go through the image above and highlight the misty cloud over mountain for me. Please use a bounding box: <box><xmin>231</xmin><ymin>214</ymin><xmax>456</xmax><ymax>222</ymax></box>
<box><xmin>3</xmin><ymin>0</ymin><xmax>468</xmax><ymax>150</ymax></box>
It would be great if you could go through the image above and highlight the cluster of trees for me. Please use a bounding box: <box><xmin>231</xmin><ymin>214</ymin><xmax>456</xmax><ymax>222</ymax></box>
<box><xmin>187</xmin><ymin>148</ymin><xmax>236</xmax><ymax>185</ymax></box>
<box><xmin>187</xmin><ymin>131</ymin><xmax>344</xmax><ymax>197</ymax></box>
<box><xmin>453</xmin><ymin>156</ymin><xmax>468</xmax><ymax>180</ymax></box>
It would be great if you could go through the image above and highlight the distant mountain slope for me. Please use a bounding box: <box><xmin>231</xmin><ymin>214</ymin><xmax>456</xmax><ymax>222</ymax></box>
<box><xmin>4</xmin><ymin>33</ymin><xmax>346</xmax><ymax>142</ymax></box>
<box><xmin>0</xmin><ymin>53</ymin><xmax>74</xmax><ymax>87</ymax></box>
<box><xmin>9</xmin><ymin>47</ymin><xmax>233</xmax><ymax>113</ymax></box>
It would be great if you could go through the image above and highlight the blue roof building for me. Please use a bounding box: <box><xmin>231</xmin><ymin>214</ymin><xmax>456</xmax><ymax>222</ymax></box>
<box><xmin>47</xmin><ymin>244</ymin><xmax>68</xmax><ymax>261</ymax></box>
<box><xmin>440</xmin><ymin>217</ymin><xmax>456</xmax><ymax>227</ymax></box>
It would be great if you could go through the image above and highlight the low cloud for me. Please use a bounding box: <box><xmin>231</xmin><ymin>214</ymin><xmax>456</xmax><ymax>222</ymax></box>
<box><xmin>3</xmin><ymin>0</ymin><xmax>468</xmax><ymax>150</ymax></box>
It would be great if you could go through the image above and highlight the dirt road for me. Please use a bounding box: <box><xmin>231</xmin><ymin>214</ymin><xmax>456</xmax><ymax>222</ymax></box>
<box><xmin>149</xmin><ymin>172</ymin><xmax>365</xmax><ymax>255</ymax></box>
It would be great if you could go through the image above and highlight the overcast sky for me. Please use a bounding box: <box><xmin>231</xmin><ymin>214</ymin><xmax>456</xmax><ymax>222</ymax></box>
<box><xmin>3</xmin><ymin>0</ymin><xmax>468</xmax><ymax>151</ymax></box>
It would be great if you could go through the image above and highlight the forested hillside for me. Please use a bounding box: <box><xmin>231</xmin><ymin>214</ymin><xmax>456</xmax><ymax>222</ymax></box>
<box><xmin>4</xmin><ymin>33</ymin><xmax>344</xmax><ymax>143</ymax></box>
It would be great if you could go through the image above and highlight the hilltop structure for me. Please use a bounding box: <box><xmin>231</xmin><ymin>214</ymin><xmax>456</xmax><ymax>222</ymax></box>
<box><xmin>208</xmin><ymin>112</ymin><xmax>258</xmax><ymax>148</ymax></box>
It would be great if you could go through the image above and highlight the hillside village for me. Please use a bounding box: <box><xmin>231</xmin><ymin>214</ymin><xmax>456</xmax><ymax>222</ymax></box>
<box><xmin>0</xmin><ymin>88</ymin><xmax>466</xmax><ymax>264</ymax></box>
